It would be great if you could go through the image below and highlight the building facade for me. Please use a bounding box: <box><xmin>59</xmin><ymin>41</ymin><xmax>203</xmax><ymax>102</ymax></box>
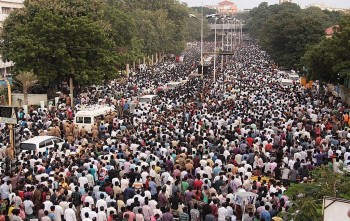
<box><xmin>306</xmin><ymin>3</ymin><xmax>348</xmax><ymax>12</ymax></box>
<box><xmin>205</xmin><ymin>0</ymin><xmax>238</xmax><ymax>16</ymax></box>
<box><xmin>0</xmin><ymin>0</ymin><xmax>24</xmax><ymax>77</ymax></box>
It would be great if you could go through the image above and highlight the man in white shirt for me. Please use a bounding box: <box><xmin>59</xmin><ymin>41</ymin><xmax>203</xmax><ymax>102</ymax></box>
<box><xmin>204</xmin><ymin>164</ymin><xmax>213</xmax><ymax>179</ymax></box>
<box><xmin>81</xmin><ymin>203</ymin><xmax>92</xmax><ymax>221</ymax></box>
<box><xmin>0</xmin><ymin>180</ymin><xmax>9</xmax><ymax>200</ymax></box>
<box><xmin>59</xmin><ymin>197</ymin><xmax>70</xmax><ymax>212</ymax></box>
<box><xmin>218</xmin><ymin>203</ymin><xmax>228</xmax><ymax>221</ymax></box>
<box><xmin>23</xmin><ymin>197</ymin><xmax>34</xmax><ymax>217</ymax></box>
<box><xmin>82</xmin><ymin>212</ymin><xmax>92</xmax><ymax>221</ymax></box>
<box><xmin>107</xmin><ymin>203</ymin><xmax>117</xmax><ymax>219</ymax></box>
<box><xmin>84</xmin><ymin>193</ymin><xmax>95</xmax><ymax>209</ymax></box>
<box><xmin>43</xmin><ymin>195</ymin><xmax>53</xmax><ymax>211</ymax></box>
<box><xmin>55</xmin><ymin>205</ymin><xmax>64</xmax><ymax>221</ymax></box>
<box><xmin>97</xmin><ymin>207</ymin><xmax>107</xmax><ymax>221</ymax></box>
<box><xmin>96</xmin><ymin>194</ymin><xmax>107</xmax><ymax>212</ymax></box>
<box><xmin>78</xmin><ymin>173</ymin><xmax>89</xmax><ymax>188</ymax></box>
<box><xmin>120</xmin><ymin>176</ymin><xmax>129</xmax><ymax>191</ymax></box>
<box><xmin>64</xmin><ymin>204</ymin><xmax>77</xmax><ymax>221</ymax></box>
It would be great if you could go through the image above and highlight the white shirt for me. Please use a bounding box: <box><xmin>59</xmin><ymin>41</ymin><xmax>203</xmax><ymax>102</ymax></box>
<box><xmin>55</xmin><ymin>205</ymin><xmax>64</xmax><ymax>221</ymax></box>
<box><xmin>43</xmin><ymin>200</ymin><xmax>54</xmax><ymax>212</ymax></box>
<box><xmin>96</xmin><ymin>199</ymin><xmax>107</xmax><ymax>212</ymax></box>
<box><xmin>107</xmin><ymin>208</ymin><xmax>117</xmax><ymax>217</ymax></box>
<box><xmin>59</xmin><ymin>201</ymin><xmax>69</xmax><ymax>212</ymax></box>
<box><xmin>218</xmin><ymin>207</ymin><xmax>228</xmax><ymax>221</ymax></box>
<box><xmin>79</xmin><ymin>176</ymin><xmax>89</xmax><ymax>187</ymax></box>
<box><xmin>23</xmin><ymin>200</ymin><xmax>34</xmax><ymax>215</ymax></box>
<box><xmin>97</xmin><ymin>211</ymin><xmax>107</xmax><ymax>221</ymax></box>
<box><xmin>121</xmin><ymin>179</ymin><xmax>129</xmax><ymax>191</ymax></box>
<box><xmin>84</xmin><ymin>196</ymin><xmax>95</xmax><ymax>208</ymax></box>
<box><xmin>89</xmin><ymin>211</ymin><xmax>97</xmax><ymax>220</ymax></box>
<box><xmin>81</xmin><ymin>207</ymin><xmax>92</xmax><ymax>220</ymax></box>
<box><xmin>64</xmin><ymin>208</ymin><xmax>77</xmax><ymax>221</ymax></box>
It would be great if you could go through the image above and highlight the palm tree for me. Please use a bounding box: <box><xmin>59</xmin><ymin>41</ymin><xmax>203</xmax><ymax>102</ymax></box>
<box><xmin>14</xmin><ymin>71</ymin><xmax>39</xmax><ymax>105</ymax></box>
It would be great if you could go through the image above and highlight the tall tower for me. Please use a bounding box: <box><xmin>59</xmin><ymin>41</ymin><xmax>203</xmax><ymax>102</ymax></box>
<box><xmin>279</xmin><ymin>0</ymin><xmax>292</xmax><ymax>4</ymax></box>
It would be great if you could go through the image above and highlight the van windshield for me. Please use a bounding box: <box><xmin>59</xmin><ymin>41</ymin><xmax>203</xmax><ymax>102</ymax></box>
<box><xmin>139</xmin><ymin>98</ymin><xmax>151</xmax><ymax>103</ymax></box>
<box><xmin>20</xmin><ymin>143</ymin><xmax>36</xmax><ymax>151</ymax></box>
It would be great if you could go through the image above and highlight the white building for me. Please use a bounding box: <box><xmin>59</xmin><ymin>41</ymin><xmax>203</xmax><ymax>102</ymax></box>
<box><xmin>0</xmin><ymin>0</ymin><xmax>23</xmax><ymax>76</ymax></box>
<box><xmin>0</xmin><ymin>0</ymin><xmax>23</xmax><ymax>27</ymax></box>
<box><xmin>306</xmin><ymin>3</ymin><xmax>348</xmax><ymax>12</ymax></box>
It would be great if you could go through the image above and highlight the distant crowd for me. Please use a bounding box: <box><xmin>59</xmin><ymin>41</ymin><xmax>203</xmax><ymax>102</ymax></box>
<box><xmin>0</xmin><ymin>41</ymin><xmax>349</xmax><ymax>221</ymax></box>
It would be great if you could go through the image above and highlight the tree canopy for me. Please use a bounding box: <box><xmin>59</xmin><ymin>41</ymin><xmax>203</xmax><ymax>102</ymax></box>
<box><xmin>285</xmin><ymin>166</ymin><xmax>350</xmax><ymax>221</ymax></box>
<box><xmin>0</xmin><ymin>0</ymin><xmax>204</xmax><ymax>87</ymax></box>
<box><xmin>301</xmin><ymin>15</ymin><xmax>350</xmax><ymax>84</ymax></box>
<box><xmin>1</xmin><ymin>0</ymin><xmax>119</xmax><ymax>86</ymax></box>
<box><xmin>245</xmin><ymin>2</ymin><xmax>343</xmax><ymax>69</ymax></box>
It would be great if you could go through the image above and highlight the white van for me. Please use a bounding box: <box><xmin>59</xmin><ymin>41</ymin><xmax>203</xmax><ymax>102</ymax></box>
<box><xmin>280</xmin><ymin>78</ymin><xmax>294</xmax><ymax>86</ymax></box>
<box><xmin>74</xmin><ymin>106</ymin><xmax>114</xmax><ymax>133</ymax></box>
<box><xmin>166</xmin><ymin>82</ymin><xmax>183</xmax><ymax>90</ymax></box>
<box><xmin>289</xmin><ymin>73</ymin><xmax>300</xmax><ymax>81</ymax></box>
<box><xmin>139</xmin><ymin>95</ymin><xmax>158</xmax><ymax>105</ymax></box>
<box><xmin>20</xmin><ymin>136</ymin><xmax>64</xmax><ymax>155</ymax></box>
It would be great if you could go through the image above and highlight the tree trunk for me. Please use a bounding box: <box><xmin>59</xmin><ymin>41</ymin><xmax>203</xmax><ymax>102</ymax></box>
<box><xmin>23</xmin><ymin>88</ymin><xmax>28</xmax><ymax>106</ymax></box>
<box><xmin>126</xmin><ymin>64</ymin><xmax>130</xmax><ymax>78</ymax></box>
<box><xmin>69</xmin><ymin>77</ymin><xmax>74</xmax><ymax>107</ymax></box>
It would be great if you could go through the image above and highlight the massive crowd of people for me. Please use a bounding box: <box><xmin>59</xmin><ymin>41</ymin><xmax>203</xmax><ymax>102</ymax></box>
<box><xmin>0</xmin><ymin>41</ymin><xmax>348</xmax><ymax>221</ymax></box>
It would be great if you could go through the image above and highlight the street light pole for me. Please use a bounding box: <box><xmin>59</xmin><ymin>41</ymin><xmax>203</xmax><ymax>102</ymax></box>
<box><xmin>226</xmin><ymin>19</ymin><xmax>229</xmax><ymax>51</ymax></box>
<box><xmin>221</xmin><ymin>17</ymin><xmax>225</xmax><ymax>73</ymax></box>
<box><xmin>225</xmin><ymin>17</ymin><xmax>232</xmax><ymax>64</ymax></box>
<box><xmin>230</xmin><ymin>18</ymin><xmax>233</xmax><ymax>51</ymax></box>
<box><xmin>200</xmin><ymin>0</ymin><xmax>204</xmax><ymax>75</ymax></box>
<box><xmin>214</xmin><ymin>16</ymin><xmax>217</xmax><ymax>82</ymax></box>
<box><xmin>234</xmin><ymin>19</ymin><xmax>237</xmax><ymax>48</ymax></box>
<box><xmin>240</xmin><ymin>20</ymin><xmax>243</xmax><ymax>44</ymax></box>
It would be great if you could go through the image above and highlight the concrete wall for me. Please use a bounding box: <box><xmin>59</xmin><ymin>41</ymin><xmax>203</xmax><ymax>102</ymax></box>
<box><xmin>327</xmin><ymin>84</ymin><xmax>350</xmax><ymax>106</ymax></box>
<box><xmin>339</xmin><ymin>86</ymin><xmax>350</xmax><ymax>106</ymax></box>
<box><xmin>11</xmin><ymin>93</ymin><xmax>47</xmax><ymax>107</ymax></box>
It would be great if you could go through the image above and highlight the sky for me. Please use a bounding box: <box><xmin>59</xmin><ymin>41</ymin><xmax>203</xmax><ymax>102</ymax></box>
<box><xmin>180</xmin><ymin>0</ymin><xmax>350</xmax><ymax>11</ymax></box>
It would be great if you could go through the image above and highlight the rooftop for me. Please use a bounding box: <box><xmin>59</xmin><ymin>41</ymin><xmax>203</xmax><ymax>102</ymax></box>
<box><xmin>325</xmin><ymin>25</ymin><xmax>339</xmax><ymax>36</ymax></box>
<box><xmin>218</xmin><ymin>0</ymin><xmax>235</xmax><ymax>6</ymax></box>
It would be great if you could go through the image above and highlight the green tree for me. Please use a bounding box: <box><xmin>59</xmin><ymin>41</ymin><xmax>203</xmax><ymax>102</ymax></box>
<box><xmin>301</xmin><ymin>37</ymin><xmax>337</xmax><ymax>83</ymax></box>
<box><xmin>102</xmin><ymin>1</ymin><xmax>143</xmax><ymax>67</ymax></box>
<box><xmin>260</xmin><ymin>4</ymin><xmax>330</xmax><ymax>68</ymax></box>
<box><xmin>285</xmin><ymin>166</ymin><xmax>350</xmax><ymax>221</ymax></box>
<box><xmin>245</xmin><ymin>2</ymin><xmax>271</xmax><ymax>40</ymax></box>
<box><xmin>1</xmin><ymin>0</ymin><xmax>120</xmax><ymax>87</ymax></box>
<box><xmin>117</xmin><ymin>0</ymin><xmax>204</xmax><ymax>55</ymax></box>
<box><xmin>1</xmin><ymin>0</ymin><xmax>208</xmax><ymax>92</ymax></box>
<box><xmin>245</xmin><ymin>2</ymin><xmax>343</xmax><ymax>69</ymax></box>
<box><xmin>302</xmin><ymin>15</ymin><xmax>350</xmax><ymax>83</ymax></box>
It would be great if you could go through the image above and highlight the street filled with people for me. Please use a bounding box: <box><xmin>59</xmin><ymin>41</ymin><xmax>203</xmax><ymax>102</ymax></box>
<box><xmin>0</xmin><ymin>40</ymin><xmax>349</xmax><ymax>221</ymax></box>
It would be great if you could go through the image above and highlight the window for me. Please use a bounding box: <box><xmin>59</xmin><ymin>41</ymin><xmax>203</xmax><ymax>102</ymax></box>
<box><xmin>76</xmin><ymin>117</ymin><xmax>84</xmax><ymax>123</ymax></box>
<box><xmin>20</xmin><ymin>143</ymin><xmax>36</xmax><ymax>151</ymax></box>
<box><xmin>53</xmin><ymin>138</ymin><xmax>63</xmax><ymax>144</ymax></box>
<box><xmin>39</xmin><ymin>142</ymin><xmax>45</xmax><ymax>149</ymax></box>
<box><xmin>2</xmin><ymin>7</ymin><xmax>11</xmax><ymax>14</ymax></box>
<box><xmin>84</xmin><ymin>117</ymin><xmax>92</xmax><ymax>124</ymax></box>
<box><xmin>45</xmin><ymin>140</ymin><xmax>53</xmax><ymax>147</ymax></box>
